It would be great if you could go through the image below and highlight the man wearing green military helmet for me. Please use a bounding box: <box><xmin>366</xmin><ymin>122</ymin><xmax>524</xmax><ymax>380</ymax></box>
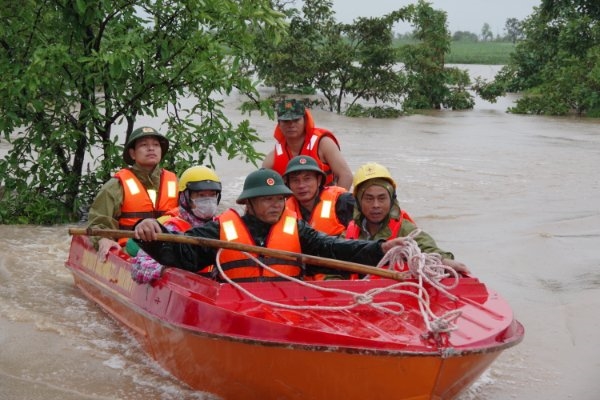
<box><xmin>134</xmin><ymin>168</ymin><xmax>416</xmax><ymax>283</ymax></box>
<box><xmin>283</xmin><ymin>155</ymin><xmax>354</xmax><ymax>237</ymax></box>
<box><xmin>87</xmin><ymin>126</ymin><xmax>178</xmax><ymax>260</ymax></box>
<box><xmin>122</xmin><ymin>126</ymin><xmax>170</xmax><ymax>166</ymax></box>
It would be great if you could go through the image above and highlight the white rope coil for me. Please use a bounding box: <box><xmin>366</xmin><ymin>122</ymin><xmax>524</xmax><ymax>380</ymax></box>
<box><xmin>214</xmin><ymin>230</ymin><xmax>462</xmax><ymax>337</ymax></box>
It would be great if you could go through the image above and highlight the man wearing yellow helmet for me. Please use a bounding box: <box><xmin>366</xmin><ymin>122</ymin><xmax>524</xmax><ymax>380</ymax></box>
<box><xmin>87</xmin><ymin>126</ymin><xmax>178</xmax><ymax>261</ymax></box>
<box><xmin>131</xmin><ymin>166</ymin><xmax>222</xmax><ymax>284</ymax></box>
<box><xmin>345</xmin><ymin>162</ymin><xmax>469</xmax><ymax>274</ymax></box>
<box><xmin>133</xmin><ymin>168</ymin><xmax>414</xmax><ymax>282</ymax></box>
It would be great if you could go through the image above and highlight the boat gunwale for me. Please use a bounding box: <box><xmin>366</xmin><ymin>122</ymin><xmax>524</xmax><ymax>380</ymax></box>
<box><xmin>67</xmin><ymin>257</ymin><xmax>525</xmax><ymax>359</ymax></box>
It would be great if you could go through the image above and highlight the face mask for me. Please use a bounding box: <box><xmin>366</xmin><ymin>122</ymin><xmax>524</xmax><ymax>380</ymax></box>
<box><xmin>191</xmin><ymin>197</ymin><xmax>218</xmax><ymax>220</ymax></box>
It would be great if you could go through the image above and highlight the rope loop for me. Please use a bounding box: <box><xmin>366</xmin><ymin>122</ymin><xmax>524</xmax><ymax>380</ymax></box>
<box><xmin>213</xmin><ymin>232</ymin><xmax>463</xmax><ymax>337</ymax></box>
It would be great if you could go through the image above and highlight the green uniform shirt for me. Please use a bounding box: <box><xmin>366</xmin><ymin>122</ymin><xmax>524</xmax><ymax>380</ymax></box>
<box><xmin>86</xmin><ymin>165</ymin><xmax>167</xmax><ymax>247</ymax></box>
<box><xmin>345</xmin><ymin>202</ymin><xmax>454</xmax><ymax>260</ymax></box>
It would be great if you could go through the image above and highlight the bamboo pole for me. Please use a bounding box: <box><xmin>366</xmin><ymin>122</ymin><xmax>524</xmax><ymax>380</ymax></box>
<box><xmin>69</xmin><ymin>227</ymin><xmax>409</xmax><ymax>281</ymax></box>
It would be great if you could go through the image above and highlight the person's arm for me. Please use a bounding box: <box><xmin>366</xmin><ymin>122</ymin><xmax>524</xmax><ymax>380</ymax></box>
<box><xmin>134</xmin><ymin>218</ymin><xmax>220</xmax><ymax>272</ymax></box>
<box><xmin>399</xmin><ymin>220</ymin><xmax>454</xmax><ymax>258</ymax></box>
<box><xmin>131</xmin><ymin>220</ymin><xmax>186</xmax><ymax>284</ymax></box>
<box><xmin>87</xmin><ymin>179</ymin><xmax>124</xmax><ymax>258</ymax></box>
<box><xmin>261</xmin><ymin>149</ymin><xmax>275</xmax><ymax>169</ymax></box>
<box><xmin>318</xmin><ymin>136</ymin><xmax>353</xmax><ymax>190</ymax></box>
<box><xmin>298</xmin><ymin>220</ymin><xmax>384</xmax><ymax>265</ymax></box>
<box><xmin>87</xmin><ymin>179</ymin><xmax>123</xmax><ymax>231</ymax></box>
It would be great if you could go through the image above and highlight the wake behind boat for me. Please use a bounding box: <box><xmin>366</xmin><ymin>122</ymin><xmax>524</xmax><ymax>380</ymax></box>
<box><xmin>65</xmin><ymin>231</ymin><xmax>524</xmax><ymax>399</ymax></box>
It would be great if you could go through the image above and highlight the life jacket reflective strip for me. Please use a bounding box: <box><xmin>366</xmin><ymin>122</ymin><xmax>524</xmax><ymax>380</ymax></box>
<box><xmin>286</xmin><ymin>186</ymin><xmax>347</xmax><ymax>236</ymax></box>
<box><xmin>114</xmin><ymin>168</ymin><xmax>178</xmax><ymax>246</ymax></box>
<box><xmin>345</xmin><ymin>210</ymin><xmax>416</xmax><ymax>278</ymax></box>
<box><xmin>272</xmin><ymin>109</ymin><xmax>340</xmax><ymax>186</ymax></box>
<box><xmin>217</xmin><ymin>208</ymin><xmax>302</xmax><ymax>281</ymax></box>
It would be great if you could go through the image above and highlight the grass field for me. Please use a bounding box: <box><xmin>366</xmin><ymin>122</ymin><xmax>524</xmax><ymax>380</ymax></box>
<box><xmin>394</xmin><ymin>39</ymin><xmax>516</xmax><ymax>65</ymax></box>
<box><xmin>446</xmin><ymin>41</ymin><xmax>516</xmax><ymax>64</ymax></box>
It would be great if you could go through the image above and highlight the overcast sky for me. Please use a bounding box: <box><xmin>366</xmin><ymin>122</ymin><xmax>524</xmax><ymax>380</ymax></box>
<box><xmin>331</xmin><ymin>0</ymin><xmax>541</xmax><ymax>35</ymax></box>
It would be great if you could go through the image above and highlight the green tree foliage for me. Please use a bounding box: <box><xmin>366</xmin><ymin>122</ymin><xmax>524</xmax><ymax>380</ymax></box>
<box><xmin>398</xmin><ymin>1</ymin><xmax>474</xmax><ymax>110</ymax></box>
<box><xmin>337</xmin><ymin>15</ymin><xmax>408</xmax><ymax>113</ymax></box>
<box><xmin>474</xmin><ymin>0</ymin><xmax>600</xmax><ymax>116</ymax></box>
<box><xmin>504</xmin><ymin>18</ymin><xmax>524</xmax><ymax>44</ymax></box>
<box><xmin>0</xmin><ymin>0</ymin><xmax>287</xmax><ymax>224</ymax></box>
<box><xmin>253</xmin><ymin>0</ymin><xmax>406</xmax><ymax>114</ymax></box>
<box><xmin>251</xmin><ymin>0</ymin><xmax>335</xmax><ymax>95</ymax></box>
<box><xmin>255</xmin><ymin>0</ymin><xmax>473</xmax><ymax>113</ymax></box>
<box><xmin>452</xmin><ymin>31</ymin><xmax>479</xmax><ymax>42</ymax></box>
<box><xmin>480</xmin><ymin>23</ymin><xmax>494</xmax><ymax>42</ymax></box>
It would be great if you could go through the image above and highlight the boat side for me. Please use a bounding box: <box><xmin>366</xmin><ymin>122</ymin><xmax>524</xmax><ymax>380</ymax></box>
<box><xmin>65</xmin><ymin>234</ymin><xmax>524</xmax><ymax>399</ymax></box>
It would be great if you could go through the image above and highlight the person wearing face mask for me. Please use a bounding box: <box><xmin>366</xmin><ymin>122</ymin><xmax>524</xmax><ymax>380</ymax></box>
<box><xmin>130</xmin><ymin>166</ymin><xmax>222</xmax><ymax>284</ymax></box>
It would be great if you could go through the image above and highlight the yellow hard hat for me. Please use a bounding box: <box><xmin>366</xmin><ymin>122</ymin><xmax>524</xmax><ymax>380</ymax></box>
<box><xmin>178</xmin><ymin>166</ymin><xmax>222</xmax><ymax>204</ymax></box>
<box><xmin>352</xmin><ymin>162</ymin><xmax>396</xmax><ymax>197</ymax></box>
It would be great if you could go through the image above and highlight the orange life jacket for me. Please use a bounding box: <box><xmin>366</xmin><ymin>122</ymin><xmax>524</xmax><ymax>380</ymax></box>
<box><xmin>114</xmin><ymin>168</ymin><xmax>178</xmax><ymax>246</ymax></box>
<box><xmin>272</xmin><ymin>109</ymin><xmax>340</xmax><ymax>186</ymax></box>
<box><xmin>345</xmin><ymin>210</ymin><xmax>415</xmax><ymax>240</ymax></box>
<box><xmin>285</xmin><ymin>186</ymin><xmax>347</xmax><ymax>236</ymax></box>
<box><xmin>345</xmin><ymin>210</ymin><xmax>416</xmax><ymax>277</ymax></box>
<box><xmin>162</xmin><ymin>215</ymin><xmax>191</xmax><ymax>232</ymax></box>
<box><xmin>216</xmin><ymin>208</ymin><xmax>303</xmax><ymax>282</ymax></box>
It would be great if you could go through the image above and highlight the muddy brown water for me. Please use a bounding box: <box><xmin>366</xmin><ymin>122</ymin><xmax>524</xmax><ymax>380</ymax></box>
<box><xmin>1</xmin><ymin>66</ymin><xmax>599</xmax><ymax>399</ymax></box>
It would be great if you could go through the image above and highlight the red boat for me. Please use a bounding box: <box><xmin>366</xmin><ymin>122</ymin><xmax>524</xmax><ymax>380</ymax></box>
<box><xmin>65</xmin><ymin>233</ymin><xmax>524</xmax><ymax>400</ymax></box>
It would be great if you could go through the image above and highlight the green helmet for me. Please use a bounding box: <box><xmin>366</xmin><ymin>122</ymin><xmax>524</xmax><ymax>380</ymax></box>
<box><xmin>283</xmin><ymin>155</ymin><xmax>326</xmax><ymax>183</ymax></box>
<box><xmin>236</xmin><ymin>168</ymin><xmax>293</xmax><ymax>204</ymax></box>
<box><xmin>123</xmin><ymin>126</ymin><xmax>169</xmax><ymax>165</ymax></box>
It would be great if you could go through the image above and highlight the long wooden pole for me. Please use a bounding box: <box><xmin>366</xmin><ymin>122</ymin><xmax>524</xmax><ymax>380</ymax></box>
<box><xmin>68</xmin><ymin>227</ymin><xmax>409</xmax><ymax>281</ymax></box>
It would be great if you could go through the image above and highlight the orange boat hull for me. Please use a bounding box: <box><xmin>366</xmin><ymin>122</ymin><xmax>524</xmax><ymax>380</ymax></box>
<box><xmin>66</xmin><ymin>235</ymin><xmax>524</xmax><ymax>399</ymax></box>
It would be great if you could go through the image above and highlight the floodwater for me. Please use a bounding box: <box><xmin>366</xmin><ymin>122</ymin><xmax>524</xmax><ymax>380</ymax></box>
<box><xmin>1</xmin><ymin>65</ymin><xmax>599</xmax><ymax>399</ymax></box>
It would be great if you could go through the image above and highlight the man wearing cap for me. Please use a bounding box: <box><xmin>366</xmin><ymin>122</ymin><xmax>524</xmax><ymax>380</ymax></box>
<box><xmin>134</xmin><ymin>168</ymin><xmax>411</xmax><ymax>282</ymax></box>
<box><xmin>262</xmin><ymin>99</ymin><xmax>353</xmax><ymax>190</ymax></box>
<box><xmin>87</xmin><ymin>126</ymin><xmax>178</xmax><ymax>260</ymax></box>
<box><xmin>344</xmin><ymin>162</ymin><xmax>469</xmax><ymax>274</ymax></box>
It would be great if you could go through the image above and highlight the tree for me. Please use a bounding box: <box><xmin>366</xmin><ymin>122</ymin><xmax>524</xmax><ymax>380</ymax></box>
<box><xmin>504</xmin><ymin>18</ymin><xmax>524</xmax><ymax>43</ymax></box>
<box><xmin>480</xmin><ymin>23</ymin><xmax>493</xmax><ymax>41</ymax></box>
<box><xmin>252</xmin><ymin>0</ymin><xmax>406</xmax><ymax>114</ymax></box>
<box><xmin>473</xmin><ymin>0</ymin><xmax>600</xmax><ymax>116</ymax></box>
<box><xmin>254</xmin><ymin>0</ymin><xmax>472</xmax><ymax>113</ymax></box>
<box><xmin>452</xmin><ymin>31</ymin><xmax>479</xmax><ymax>42</ymax></box>
<box><xmin>0</xmin><ymin>0</ymin><xmax>287</xmax><ymax>224</ymax></box>
<box><xmin>398</xmin><ymin>1</ymin><xmax>474</xmax><ymax>110</ymax></box>
<box><xmin>332</xmin><ymin>15</ymin><xmax>408</xmax><ymax>113</ymax></box>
